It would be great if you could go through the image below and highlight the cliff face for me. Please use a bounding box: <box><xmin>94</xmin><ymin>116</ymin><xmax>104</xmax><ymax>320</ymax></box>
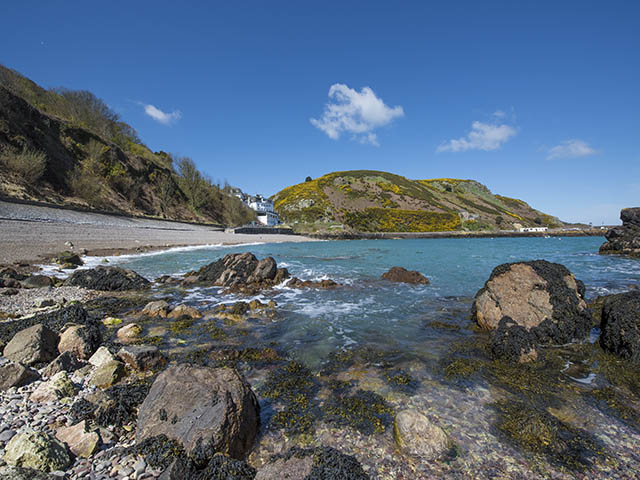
<box><xmin>272</xmin><ymin>170</ymin><xmax>564</xmax><ymax>233</ymax></box>
<box><xmin>600</xmin><ymin>208</ymin><xmax>640</xmax><ymax>257</ymax></box>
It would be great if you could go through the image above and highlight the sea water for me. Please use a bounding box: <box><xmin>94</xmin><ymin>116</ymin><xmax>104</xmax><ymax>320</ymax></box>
<box><xmin>74</xmin><ymin>236</ymin><xmax>639</xmax><ymax>365</ymax></box>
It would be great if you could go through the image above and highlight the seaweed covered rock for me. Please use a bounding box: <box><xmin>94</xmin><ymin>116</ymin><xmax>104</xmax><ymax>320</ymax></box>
<box><xmin>599</xmin><ymin>290</ymin><xmax>640</xmax><ymax>361</ymax></box>
<box><xmin>136</xmin><ymin>364</ymin><xmax>259</xmax><ymax>463</ymax></box>
<box><xmin>185</xmin><ymin>252</ymin><xmax>289</xmax><ymax>292</ymax></box>
<box><xmin>600</xmin><ymin>207</ymin><xmax>640</xmax><ymax>257</ymax></box>
<box><xmin>0</xmin><ymin>466</ymin><xmax>53</xmax><ymax>480</ymax></box>
<box><xmin>393</xmin><ymin>409</ymin><xmax>451</xmax><ymax>460</ymax></box>
<box><xmin>254</xmin><ymin>446</ymin><xmax>369</xmax><ymax>480</ymax></box>
<box><xmin>30</xmin><ymin>371</ymin><xmax>77</xmax><ymax>403</ymax></box>
<box><xmin>3</xmin><ymin>324</ymin><xmax>59</xmax><ymax>366</ymax></box>
<box><xmin>0</xmin><ymin>304</ymin><xmax>91</xmax><ymax>349</ymax></box>
<box><xmin>159</xmin><ymin>453</ymin><xmax>256</xmax><ymax>480</ymax></box>
<box><xmin>64</xmin><ymin>266</ymin><xmax>150</xmax><ymax>291</ymax></box>
<box><xmin>472</xmin><ymin>260</ymin><xmax>592</xmax><ymax>345</ymax></box>
<box><xmin>53</xmin><ymin>251</ymin><xmax>83</xmax><ymax>267</ymax></box>
<box><xmin>490</xmin><ymin>316</ymin><xmax>539</xmax><ymax>363</ymax></box>
<box><xmin>3</xmin><ymin>430</ymin><xmax>72</xmax><ymax>472</ymax></box>
<box><xmin>381</xmin><ymin>266</ymin><xmax>430</xmax><ymax>285</ymax></box>
<box><xmin>58</xmin><ymin>324</ymin><xmax>101</xmax><ymax>360</ymax></box>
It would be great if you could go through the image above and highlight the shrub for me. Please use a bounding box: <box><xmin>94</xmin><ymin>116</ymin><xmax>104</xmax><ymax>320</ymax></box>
<box><xmin>1</xmin><ymin>146</ymin><xmax>47</xmax><ymax>182</ymax></box>
<box><xmin>69</xmin><ymin>157</ymin><xmax>104</xmax><ymax>206</ymax></box>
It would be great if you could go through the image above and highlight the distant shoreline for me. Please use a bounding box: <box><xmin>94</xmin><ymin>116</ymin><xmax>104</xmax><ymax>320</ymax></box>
<box><xmin>309</xmin><ymin>228</ymin><xmax>607</xmax><ymax>240</ymax></box>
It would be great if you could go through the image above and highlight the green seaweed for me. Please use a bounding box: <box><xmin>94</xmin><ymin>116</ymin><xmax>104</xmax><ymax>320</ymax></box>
<box><xmin>323</xmin><ymin>389</ymin><xmax>394</xmax><ymax>434</ymax></box>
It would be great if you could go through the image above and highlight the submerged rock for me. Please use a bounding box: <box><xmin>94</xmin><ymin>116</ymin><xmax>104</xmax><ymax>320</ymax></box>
<box><xmin>0</xmin><ymin>360</ymin><xmax>40</xmax><ymax>391</ymax></box>
<box><xmin>53</xmin><ymin>251</ymin><xmax>83</xmax><ymax>267</ymax></box>
<box><xmin>381</xmin><ymin>266</ymin><xmax>430</xmax><ymax>285</ymax></box>
<box><xmin>600</xmin><ymin>207</ymin><xmax>640</xmax><ymax>257</ymax></box>
<box><xmin>286</xmin><ymin>277</ymin><xmax>342</xmax><ymax>289</ymax></box>
<box><xmin>255</xmin><ymin>446</ymin><xmax>369</xmax><ymax>480</ymax></box>
<box><xmin>136</xmin><ymin>364</ymin><xmax>259</xmax><ymax>463</ymax></box>
<box><xmin>393</xmin><ymin>409</ymin><xmax>451</xmax><ymax>460</ymax></box>
<box><xmin>64</xmin><ymin>266</ymin><xmax>150</xmax><ymax>291</ymax></box>
<box><xmin>472</xmin><ymin>260</ymin><xmax>592</xmax><ymax>345</ymax></box>
<box><xmin>3</xmin><ymin>324</ymin><xmax>59</xmax><ymax>366</ymax></box>
<box><xmin>599</xmin><ymin>290</ymin><xmax>640</xmax><ymax>361</ymax></box>
<box><xmin>3</xmin><ymin>430</ymin><xmax>72</xmax><ymax>472</ymax></box>
<box><xmin>168</xmin><ymin>304</ymin><xmax>202</xmax><ymax>319</ymax></box>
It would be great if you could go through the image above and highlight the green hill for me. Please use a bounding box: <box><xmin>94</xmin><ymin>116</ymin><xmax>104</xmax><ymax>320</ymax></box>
<box><xmin>272</xmin><ymin>170</ymin><xmax>563</xmax><ymax>233</ymax></box>
<box><xmin>0</xmin><ymin>64</ymin><xmax>254</xmax><ymax>226</ymax></box>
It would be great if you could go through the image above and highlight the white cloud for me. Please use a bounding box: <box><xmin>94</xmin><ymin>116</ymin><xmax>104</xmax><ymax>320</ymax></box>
<box><xmin>493</xmin><ymin>110</ymin><xmax>506</xmax><ymax>119</ymax></box>
<box><xmin>310</xmin><ymin>84</ymin><xmax>404</xmax><ymax>146</ymax></box>
<box><xmin>143</xmin><ymin>104</ymin><xmax>182</xmax><ymax>125</ymax></box>
<box><xmin>546</xmin><ymin>139</ymin><xmax>597</xmax><ymax>160</ymax></box>
<box><xmin>437</xmin><ymin>120</ymin><xmax>517</xmax><ymax>153</ymax></box>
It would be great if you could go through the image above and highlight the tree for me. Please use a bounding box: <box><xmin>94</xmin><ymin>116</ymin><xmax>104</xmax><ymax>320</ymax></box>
<box><xmin>305</xmin><ymin>176</ymin><xmax>312</xmax><ymax>182</ymax></box>
<box><xmin>176</xmin><ymin>156</ymin><xmax>208</xmax><ymax>211</ymax></box>
<box><xmin>495</xmin><ymin>215</ymin><xmax>503</xmax><ymax>226</ymax></box>
<box><xmin>534</xmin><ymin>217</ymin><xmax>542</xmax><ymax>225</ymax></box>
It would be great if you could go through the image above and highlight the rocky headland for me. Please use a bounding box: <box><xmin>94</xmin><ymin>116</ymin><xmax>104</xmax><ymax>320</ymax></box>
<box><xmin>600</xmin><ymin>207</ymin><xmax>640</xmax><ymax>257</ymax></box>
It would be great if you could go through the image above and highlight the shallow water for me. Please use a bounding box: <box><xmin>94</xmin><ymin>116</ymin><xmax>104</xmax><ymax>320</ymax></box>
<box><xmin>82</xmin><ymin>236</ymin><xmax>639</xmax><ymax>363</ymax></box>
<box><xmin>64</xmin><ymin>237</ymin><xmax>640</xmax><ymax>478</ymax></box>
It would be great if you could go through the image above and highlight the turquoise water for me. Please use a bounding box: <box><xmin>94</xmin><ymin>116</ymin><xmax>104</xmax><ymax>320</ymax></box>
<box><xmin>88</xmin><ymin>236</ymin><xmax>640</xmax><ymax>365</ymax></box>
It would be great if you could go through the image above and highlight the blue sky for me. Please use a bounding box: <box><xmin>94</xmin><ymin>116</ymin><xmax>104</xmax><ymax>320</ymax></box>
<box><xmin>2</xmin><ymin>1</ymin><xmax>638</xmax><ymax>224</ymax></box>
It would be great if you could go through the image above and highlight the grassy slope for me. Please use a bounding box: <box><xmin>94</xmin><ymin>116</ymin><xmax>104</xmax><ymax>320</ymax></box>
<box><xmin>273</xmin><ymin>170</ymin><xmax>564</xmax><ymax>233</ymax></box>
<box><xmin>0</xmin><ymin>65</ymin><xmax>253</xmax><ymax>226</ymax></box>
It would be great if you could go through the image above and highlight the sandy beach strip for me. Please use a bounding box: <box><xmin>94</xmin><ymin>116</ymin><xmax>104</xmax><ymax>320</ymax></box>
<box><xmin>0</xmin><ymin>200</ymin><xmax>316</xmax><ymax>264</ymax></box>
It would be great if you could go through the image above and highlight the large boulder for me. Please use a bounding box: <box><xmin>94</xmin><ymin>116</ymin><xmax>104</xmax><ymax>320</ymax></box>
<box><xmin>186</xmin><ymin>253</ymin><xmax>289</xmax><ymax>292</ymax></box>
<box><xmin>393</xmin><ymin>409</ymin><xmax>451</xmax><ymax>461</ymax></box>
<box><xmin>53</xmin><ymin>251</ymin><xmax>83</xmax><ymax>267</ymax></box>
<box><xmin>490</xmin><ymin>317</ymin><xmax>539</xmax><ymax>363</ymax></box>
<box><xmin>42</xmin><ymin>351</ymin><xmax>84</xmax><ymax>377</ymax></box>
<box><xmin>3</xmin><ymin>324</ymin><xmax>59</xmax><ymax>366</ymax></box>
<box><xmin>599</xmin><ymin>291</ymin><xmax>640</xmax><ymax>361</ymax></box>
<box><xmin>3</xmin><ymin>430</ymin><xmax>72</xmax><ymax>472</ymax></box>
<box><xmin>381</xmin><ymin>266</ymin><xmax>430</xmax><ymax>285</ymax></box>
<box><xmin>64</xmin><ymin>266</ymin><xmax>150</xmax><ymax>291</ymax></box>
<box><xmin>600</xmin><ymin>208</ymin><xmax>640</xmax><ymax>257</ymax></box>
<box><xmin>254</xmin><ymin>446</ymin><xmax>369</xmax><ymax>480</ymax></box>
<box><xmin>136</xmin><ymin>364</ymin><xmax>259</xmax><ymax>463</ymax></box>
<box><xmin>0</xmin><ymin>361</ymin><xmax>40</xmax><ymax>391</ymax></box>
<box><xmin>55</xmin><ymin>420</ymin><xmax>100</xmax><ymax>458</ymax></box>
<box><xmin>472</xmin><ymin>260</ymin><xmax>592</xmax><ymax>345</ymax></box>
<box><xmin>58</xmin><ymin>324</ymin><xmax>101</xmax><ymax>360</ymax></box>
<box><xmin>141</xmin><ymin>300</ymin><xmax>170</xmax><ymax>318</ymax></box>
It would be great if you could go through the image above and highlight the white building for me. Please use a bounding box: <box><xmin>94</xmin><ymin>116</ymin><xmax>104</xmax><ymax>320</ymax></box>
<box><xmin>519</xmin><ymin>227</ymin><xmax>548</xmax><ymax>232</ymax></box>
<box><xmin>247</xmin><ymin>195</ymin><xmax>280</xmax><ymax>226</ymax></box>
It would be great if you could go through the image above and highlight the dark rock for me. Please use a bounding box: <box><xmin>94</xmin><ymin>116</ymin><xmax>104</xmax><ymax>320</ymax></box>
<box><xmin>117</xmin><ymin>345</ymin><xmax>166</xmax><ymax>371</ymax></box>
<box><xmin>381</xmin><ymin>266</ymin><xmax>430</xmax><ymax>285</ymax></box>
<box><xmin>2</xmin><ymin>288</ymin><xmax>20</xmax><ymax>296</ymax></box>
<box><xmin>0</xmin><ymin>304</ymin><xmax>90</xmax><ymax>349</ymax></box>
<box><xmin>64</xmin><ymin>266</ymin><xmax>150</xmax><ymax>291</ymax></box>
<box><xmin>20</xmin><ymin>275</ymin><xmax>54</xmax><ymax>289</ymax></box>
<box><xmin>136</xmin><ymin>364</ymin><xmax>259</xmax><ymax>463</ymax></box>
<box><xmin>159</xmin><ymin>453</ymin><xmax>256</xmax><ymax>480</ymax></box>
<box><xmin>187</xmin><ymin>252</ymin><xmax>289</xmax><ymax>292</ymax></box>
<box><xmin>599</xmin><ymin>291</ymin><xmax>640</xmax><ymax>361</ymax></box>
<box><xmin>287</xmin><ymin>277</ymin><xmax>342</xmax><ymax>289</ymax></box>
<box><xmin>53</xmin><ymin>251</ymin><xmax>83</xmax><ymax>266</ymax></box>
<box><xmin>42</xmin><ymin>351</ymin><xmax>85</xmax><ymax>377</ymax></box>
<box><xmin>600</xmin><ymin>207</ymin><xmax>640</xmax><ymax>257</ymax></box>
<box><xmin>3</xmin><ymin>324</ymin><xmax>59</xmax><ymax>366</ymax></box>
<box><xmin>0</xmin><ymin>267</ymin><xmax>27</xmax><ymax>281</ymax></box>
<box><xmin>255</xmin><ymin>446</ymin><xmax>369</xmax><ymax>480</ymax></box>
<box><xmin>490</xmin><ymin>316</ymin><xmax>539</xmax><ymax>363</ymax></box>
<box><xmin>472</xmin><ymin>260</ymin><xmax>592</xmax><ymax>346</ymax></box>
<box><xmin>0</xmin><ymin>361</ymin><xmax>40</xmax><ymax>391</ymax></box>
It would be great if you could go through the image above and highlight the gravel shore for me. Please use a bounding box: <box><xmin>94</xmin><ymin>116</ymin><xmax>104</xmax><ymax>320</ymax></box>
<box><xmin>0</xmin><ymin>200</ymin><xmax>315</xmax><ymax>264</ymax></box>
